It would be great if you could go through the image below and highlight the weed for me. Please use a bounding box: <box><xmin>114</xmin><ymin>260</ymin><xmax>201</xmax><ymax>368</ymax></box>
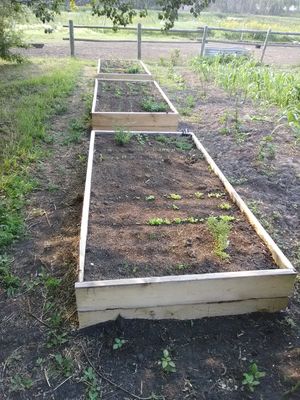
<box><xmin>114</xmin><ymin>128</ymin><xmax>132</xmax><ymax>146</ymax></box>
<box><xmin>176</xmin><ymin>264</ymin><xmax>189</xmax><ymax>271</ymax></box>
<box><xmin>64</xmin><ymin>118</ymin><xmax>86</xmax><ymax>145</ymax></box>
<box><xmin>126</xmin><ymin>65</ymin><xmax>140</xmax><ymax>74</ymax></box>
<box><xmin>219</xmin><ymin>215</ymin><xmax>235</xmax><ymax>222</ymax></box>
<box><xmin>136</xmin><ymin>133</ymin><xmax>146</xmax><ymax>145</ymax></box>
<box><xmin>46</xmin><ymin>330</ymin><xmax>68</xmax><ymax>348</ymax></box>
<box><xmin>155</xmin><ymin>135</ymin><xmax>171</xmax><ymax>144</ymax></box>
<box><xmin>175</xmin><ymin>140</ymin><xmax>193</xmax><ymax>151</ymax></box>
<box><xmin>82</xmin><ymin>367</ymin><xmax>102</xmax><ymax>400</ymax></box>
<box><xmin>53</xmin><ymin>353</ymin><xmax>74</xmax><ymax>377</ymax></box>
<box><xmin>159</xmin><ymin>349</ymin><xmax>176</xmax><ymax>373</ymax></box>
<box><xmin>258</xmin><ymin>135</ymin><xmax>276</xmax><ymax>161</ymax></box>
<box><xmin>168</xmin><ymin>193</ymin><xmax>181</xmax><ymax>200</ymax></box>
<box><xmin>194</xmin><ymin>192</ymin><xmax>204</xmax><ymax>199</ymax></box>
<box><xmin>10</xmin><ymin>374</ymin><xmax>33</xmax><ymax>392</ymax></box>
<box><xmin>242</xmin><ymin>363</ymin><xmax>266</xmax><ymax>392</ymax></box>
<box><xmin>172</xmin><ymin>204</ymin><xmax>179</xmax><ymax>210</ymax></box>
<box><xmin>0</xmin><ymin>255</ymin><xmax>20</xmax><ymax>297</ymax></box>
<box><xmin>141</xmin><ymin>99</ymin><xmax>168</xmax><ymax>112</ymax></box>
<box><xmin>170</xmin><ymin>49</ymin><xmax>181</xmax><ymax>66</ymax></box>
<box><xmin>113</xmin><ymin>338</ymin><xmax>127</xmax><ymax>350</ymax></box>
<box><xmin>219</xmin><ymin>202</ymin><xmax>232</xmax><ymax>210</ymax></box>
<box><xmin>207</xmin><ymin>216</ymin><xmax>231</xmax><ymax>260</ymax></box>
<box><xmin>146</xmin><ymin>195</ymin><xmax>155</xmax><ymax>201</ymax></box>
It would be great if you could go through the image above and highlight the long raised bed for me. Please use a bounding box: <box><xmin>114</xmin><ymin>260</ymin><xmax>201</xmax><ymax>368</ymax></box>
<box><xmin>76</xmin><ymin>131</ymin><xmax>296</xmax><ymax>329</ymax></box>
<box><xmin>97</xmin><ymin>59</ymin><xmax>152</xmax><ymax>80</ymax></box>
<box><xmin>91</xmin><ymin>79</ymin><xmax>178</xmax><ymax>131</ymax></box>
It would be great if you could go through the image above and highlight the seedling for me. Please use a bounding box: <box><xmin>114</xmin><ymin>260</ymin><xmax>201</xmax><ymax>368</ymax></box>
<box><xmin>10</xmin><ymin>374</ymin><xmax>33</xmax><ymax>392</ymax></box>
<box><xmin>114</xmin><ymin>128</ymin><xmax>132</xmax><ymax>146</ymax></box>
<box><xmin>146</xmin><ymin>195</ymin><xmax>155</xmax><ymax>201</ymax></box>
<box><xmin>148</xmin><ymin>218</ymin><xmax>171</xmax><ymax>226</ymax></box>
<box><xmin>141</xmin><ymin>99</ymin><xmax>168</xmax><ymax>112</ymax></box>
<box><xmin>194</xmin><ymin>192</ymin><xmax>204</xmax><ymax>199</ymax></box>
<box><xmin>219</xmin><ymin>202</ymin><xmax>232</xmax><ymax>210</ymax></box>
<box><xmin>113</xmin><ymin>338</ymin><xmax>127</xmax><ymax>350</ymax></box>
<box><xmin>208</xmin><ymin>192</ymin><xmax>225</xmax><ymax>198</ymax></box>
<box><xmin>176</xmin><ymin>264</ymin><xmax>189</xmax><ymax>271</ymax></box>
<box><xmin>126</xmin><ymin>65</ymin><xmax>140</xmax><ymax>74</ymax></box>
<box><xmin>82</xmin><ymin>367</ymin><xmax>102</xmax><ymax>400</ymax></box>
<box><xmin>0</xmin><ymin>255</ymin><xmax>20</xmax><ymax>297</ymax></box>
<box><xmin>258</xmin><ymin>135</ymin><xmax>276</xmax><ymax>161</ymax></box>
<box><xmin>159</xmin><ymin>349</ymin><xmax>176</xmax><ymax>373</ymax></box>
<box><xmin>53</xmin><ymin>353</ymin><xmax>74</xmax><ymax>377</ymax></box>
<box><xmin>242</xmin><ymin>363</ymin><xmax>266</xmax><ymax>392</ymax></box>
<box><xmin>156</xmin><ymin>135</ymin><xmax>172</xmax><ymax>144</ymax></box>
<box><xmin>175</xmin><ymin>140</ymin><xmax>193</xmax><ymax>151</ymax></box>
<box><xmin>220</xmin><ymin>215</ymin><xmax>235</xmax><ymax>222</ymax></box>
<box><xmin>207</xmin><ymin>216</ymin><xmax>231</xmax><ymax>260</ymax></box>
<box><xmin>168</xmin><ymin>193</ymin><xmax>181</xmax><ymax>200</ymax></box>
<box><xmin>172</xmin><ymin>204</ymin><xmax>179</xmax><ymax>210</ymax></box>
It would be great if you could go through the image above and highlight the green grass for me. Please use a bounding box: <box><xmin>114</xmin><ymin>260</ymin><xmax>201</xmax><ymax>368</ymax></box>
<box><xmin>191</xmin><ymin>55</ymin><xmax>300</xmax><ymax>140</ymax></box>
<box><xmin>0</xmin><ymin>58</ymin><xmax>84</xmax><ymax>248</ymax></box>
<box><xmin>17</xmin><ymin>8</ymin><xmax>300</xmax><ymax>44</ymax></box>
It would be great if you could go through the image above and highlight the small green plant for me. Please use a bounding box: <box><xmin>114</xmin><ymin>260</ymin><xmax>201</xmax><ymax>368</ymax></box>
<box><xmin>208</xmin><ymin>192</ymin><xmax>225</xmax><ymax>198</ymax></box>
<box><xmin>158</xmin><ymin>349</ymin><xmax>176</xmax><ymax>373</ymax></box>
<box><xmin>148</xmin><ymin>218</ymin><xmax>171</xmax><ymax>226</ymax></box>
<box><xmin>175</xmin><ymin>140</ymin><xmax>193</xmax><ymax>151</ymax></box>
<box><xmin>219</xmin><ymin>202</ymin><xmax>232</xmax><ymax>210</ymax></box>
<box><xmin>82</xmin><ymin>367</ymin><xmax>102</xmax><ymax>400</ymax></box>
<box><xmin>10</xmin><ymin>374</ymin><xmax>33</xmax><ymax>392</ymax></box>
<box><xmin>146</xmin><ymin>195</ymin><xmax>155</xmax><ymax>201</ymax></box>
<box><xmin>220</xmin><ymin>215</ymin><xmax>235</xmax><ymax>222</ymax></box>
<box><xmin>170</xmin><ymin>49</ymin><xmax>181</xmax><ymax>66</ymax></box>
<box><xmin>176</xmin><ymin>264</ymin><xmax>189</xmax><ymax>271</ymax></box>
<box><xmin>172</xmin><ymin>204</ymin><xmax>179</xmax><ymax>210</ymax></box>
<box><xmin>46</xmin><ymin>330</ymin><xmax>68</xmax><ymax>348</ymax></box>
<box><xmin>168</xmin><ymin>193</ymin><xmax>181</xmax><ymax>200</ymax></box>
<box><xmin>0</xmin><ymin>255</ymin><xmax>20</xmax><ymax>297</ymax></box>
<box><xmin>114</xmin><ymin>128</ymin><xmax>132</xmax><ymax>145</ymax></box>
<box><xmin>126</xmin><ymin>65</ymin><xmax>140</xmax><ymax>74</ymax></box>
<box><xmin>207</xmin><ymin>216</ymin><xmax>231</xmax><ymax>260</ymax></box>
<box><xmin>141</xmin><ymin>99</ymin><xmax>168</xmax><ymax>112</ymax></box>
<box><xmin>258</xmin><ymin>135</ymin><xmax>276</xmax><ymax>161</ymax></box>
<box><xmin>194</xmin><ymin>192</ymin><xmax>204</xmax><ymax>199</ymax></box>
<box><xmin>53</xmin><ymin>353</ymin><xmax>74</xmax><ymax>377</ymax></box>
<box><xmin>242</xmin><ymin>363</ymin><xmax>266</xmax><ymax>392</ymax></box>
<box><xmin>113</xmin><ymin>338</ymin><xmax>127</xmax><ymax>350</ymax></box>
<box><xmin>155</xmin><ymin>135</ymin><xmax>171</xmax><ymax>144</ymax></box>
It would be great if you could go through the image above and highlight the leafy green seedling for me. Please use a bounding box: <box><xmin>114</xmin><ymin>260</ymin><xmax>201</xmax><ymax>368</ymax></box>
<box><xmin>194</xmin><ymin>192</ymin><xmax>204</xmax><ymax>199</ymax></box>
<box><xmin>207</xmin><ymin>216</ymin><xmax>231</xmax><ymax>260</ymax></box>
<box><xmin>159</xmin><ymin>349</ymin><xmax>176</xmax><ymax>373</ymax></box>
<box><xmin>10</xmin><ymin>374</ymin><xmax>33</xmax><ymax>392</ymax></box>
<box><xmin>54</xmin><ymin>353</ymin><xmax>74</xmax><ymax>377</ymax></box>
<box><xmin>126</xmin><ymin>65</ymin><xmax>140</xmax><ymax>74</ymax></box>
<box><xmin>114</xmin><ymin>128</ymin><xmax>132</xmax><ymax>145</ymax></box>
<box><xmin>148</xmin><ymin>218</ymin><xmax>171</xmax><ymax>226</ymax></box>
<box><xmin>113</xmin><ymin>338</ymin><xmax>127</xmax><ymax>350</ymax></box>
<box><xmin>175</xmin><ymin>140</ymin><xmax>193</xmax><ymax>151</ymax></box>
<box><xmin>141</xmin><ymin>99</ymin><xmax>168</xmax><ymax>112</ymax></box>
<box><xmin>146</xmin><ymin>195</ymin><xmax>155</xmax><ymax>201</ymax></box>
<box><xmin>208</xmin><ymin>192</ymin><xmax>225</xmax><ymax>198</ymax></box>
<box><xmin>172</xmin><ymin>204</ymin><xmax>179</xmax><ymax>210</ymax></box>
<box><xmin>219</xmin><ymin>202</ymin><xmax>232</xmax><ymax>210</ymax></box>
<box><xmin>242</xmin><ymin>363</ymin><xmax>266</xmax><ymax>392</ymax></box>
<box><xmin>220</xmin><ymin>215</ymin><xmax>235</xmax><ymax>222</ymax></box>
<box><xmin>168</xmin><ymin>193</ymin><xmax>181</xmax><ymax>200</ymax></box>
<box><xmin>82</xmin><ymin>367</ymin><xmax>102</xmax><ymax>400</ymax></box>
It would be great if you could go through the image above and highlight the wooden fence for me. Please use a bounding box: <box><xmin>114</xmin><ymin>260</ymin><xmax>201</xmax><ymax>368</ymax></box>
<box><xmin>64</xmin><ymin>21</ymin><xmax>300</xmax><ymax>62</ymax></box>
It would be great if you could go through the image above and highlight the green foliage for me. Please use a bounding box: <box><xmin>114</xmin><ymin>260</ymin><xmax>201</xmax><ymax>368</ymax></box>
<box><xmin>175</xmin><ymin>140</ymin><xmax>193</xmax><ymax>151</ymax></box>
<box><xmin>219</xmin><ymin>202</ymin><xmax>232</xmax><ymax>210</ymax></box>
<box><xmin>207</xmin><ymin>216</ymin><xmax>231</xmax><ymax>260</ymax></box>
<box><xmin>146</xmin><ymin>195</ymin><xmax>155</xmax><ymax>201</ymax></box>
<box><xmin>82</xmin><ymin>367</ymin><xmax>102</xmax><ymax>400</ymax></box>
<box><xmin>0</xmin><ymin>254</ymin><xmax>20</xmax><ymax>297</ymax></box>
<box><xmin>159</xmin><ymin>349</ymin><xmax>176</xmax><ymax>373</ymax></box>
<box><xmin>53</xmin><ymin>353</ymin><xmax>74</xmax><ymax>377</ymax></box>
<box><xmin>242</xmin><ymin>363</ymin><xmax>266</xmax><ymax>392</ymax></box>
<box><xmin>148</xmin><ymin>217</ymin><xmax>171</xmax><ymax>226</ymax></box>
<box><xmin>208</xmin><ymin>192</ymin><xmax>225</xmax><ymax>198</ymax></box>
<box><xmin>114</xmin><ymin>128</ymin><xmax>132</xmax><ymax>145</ymax></box>
<box><xmin>113</xmin><ymin>338</ymin><xmax>126</xmax><ymax>350</ymax></box>
<box><xmin>10</xmin><ymin>374</ymin><xmax>33</xmax><ymax>392</ymax></box>
<box><xmin>126</xmin><ymin>65</ymin><xmax>140</xmax><ymax>74</ymax></box>
<box><xmin>258</xmin><ymin>135</ymin><xmax>276</xmax><ymax>161</ymax></box>
<box><xmin>141</xmin><ymin>98</ymin><xmax>168</xmax><ymax>112</ymax></box>
<box><xmin>167</xmin><ymin>193</ymin><xmax>181</xmax><ymax>200</ymax></box>
<box><xmin>194</xmin><ymin>192</ymin><xmax>204</xmax><ymax>199</ymax></box>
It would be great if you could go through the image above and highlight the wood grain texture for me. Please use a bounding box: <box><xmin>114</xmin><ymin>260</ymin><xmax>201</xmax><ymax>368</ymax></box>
<box><xmin>78</xmin><ymin>297</ymin><xmax>288</xmax><ymax>328</ymax></box>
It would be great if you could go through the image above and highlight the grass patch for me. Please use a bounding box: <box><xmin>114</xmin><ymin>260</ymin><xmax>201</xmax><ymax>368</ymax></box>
<box><xmin>0</xmin><ymin>58</ymin><xmax>83</xmax><ymax>248</ymax></box>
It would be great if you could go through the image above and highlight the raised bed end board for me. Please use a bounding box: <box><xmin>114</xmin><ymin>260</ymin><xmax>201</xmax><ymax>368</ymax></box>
<box><xmin>97</xmin><ymin>59</ymin><xmax>152</xmax><ymax>80</ymax></box>
<box><xmin>91</xmin><ymin>79</ymin><xmax>179</xmax><ymax>132</ymax></box>
<box><xmin>76</xmin><ymin>131</ymin><xmax>296</xmax><ymax>329</ymax></box>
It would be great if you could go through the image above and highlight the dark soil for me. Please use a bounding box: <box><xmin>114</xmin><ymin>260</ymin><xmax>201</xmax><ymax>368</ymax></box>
<box><xmin>95</xmin><ymin>80</ymin><xmax>171</xmax><ymax>112</ymax></box>
<box><xmin>85</xmin><ymin>134</ymin><xmax>277</xmax><ymax>281</ymax></box>
<box><xmin>100</xmin><ymin>59</ymin><xmax>142</xmax><ymax>73</ymax></box>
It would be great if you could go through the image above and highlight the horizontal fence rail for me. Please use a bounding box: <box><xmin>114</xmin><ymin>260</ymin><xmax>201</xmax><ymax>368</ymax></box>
<box><xmin>63</xmin><ymin>20</ymin><xmax>300</xmax><ymax>60</ymax></box>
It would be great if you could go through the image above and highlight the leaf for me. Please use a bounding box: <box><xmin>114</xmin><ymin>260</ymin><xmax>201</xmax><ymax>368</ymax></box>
<box><xmin>163</xmin><ymin>349</ymin><xmax>169</xmax><ymax>358</ymax></box>
<box><xmin>162</xmin><ymin>360</ymin><xmax>168</xmax><ymax>369</ymax></box>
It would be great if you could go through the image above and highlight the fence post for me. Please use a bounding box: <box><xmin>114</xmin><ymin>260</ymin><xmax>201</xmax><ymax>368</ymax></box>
<box><xmin>137</xmin><ymin>23</ymin><xmax>142</xmax><ymax>60</ymax></box>
<box><xmin>200</xmin><ymin>25</ymin><xmax>208</xmax><ymax>56</ymax></box>
<box><xmin>260</xmin><ymin>28</ymin><xmax>271</xmax><ymax>63</ymax></box>
<box><xmin>69</xmin><ymin>19</ymin><xmax>75</xmax><ymax>57</ymax></box>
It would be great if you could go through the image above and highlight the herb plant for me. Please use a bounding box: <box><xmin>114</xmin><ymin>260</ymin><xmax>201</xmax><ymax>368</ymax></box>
<box><xmin>114</xmin><ymin>128</ymin><xmax>132</xmax><ymax>145</ymax></box>
<box><xmin>242</xmin><ymin>363</ymin><xmax>266</xmax><ymax>392</ymax></box>
<box><xmin>158</xmin><ymin>349</ymin><xmax>176</xmax><ymax>373</ymax></box>
<box><xmin>207</xmin><ymin>216</ymin><xmax>231</xmax><ymax>260</ymax></box>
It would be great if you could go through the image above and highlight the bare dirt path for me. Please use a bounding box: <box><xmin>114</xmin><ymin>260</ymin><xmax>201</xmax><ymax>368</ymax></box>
<box><xmin>19</xmin><ymin>41</ymin><xmax>300</xmax><ymax>66</ymax></box>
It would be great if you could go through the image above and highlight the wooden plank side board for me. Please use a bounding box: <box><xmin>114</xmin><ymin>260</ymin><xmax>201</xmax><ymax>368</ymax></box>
<box><xmin>76</xmin><ymin>131</ymin><xmax>297</xmax><ymax>328</ymax></box>
<box><xmin>78</xmin><ymin>297</ymin><xmax>289</xmax><ymax>328</ymax></box>
<box><xmin>97</xmin><ymin>59</ymin><xmax>152</xmax><ymax>80</ymax></box>
<box><xmin>91</xmin><ymin>79</ymin><xmax>179</xmax><ymax>131</ymax></box>
<box><xmin>75</xmin><ymin>270</ymin><xmax>295</xmax><ymax>312</ymax></box>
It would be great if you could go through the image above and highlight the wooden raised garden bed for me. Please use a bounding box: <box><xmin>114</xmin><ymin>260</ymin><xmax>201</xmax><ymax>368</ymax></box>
<box><xmin>76</xmin><ymin>131</ymin><xmax>296</xmax><ymax>329</ymax></box>
<box><xmin>97</xmin><ymin>59</ymin><xmax>152</xmax><ymax>80</ymax></box>
<box><xmin>91</xmin><ymin>79</ymin><xmax>178</xmax><ymax>131</ymax></box>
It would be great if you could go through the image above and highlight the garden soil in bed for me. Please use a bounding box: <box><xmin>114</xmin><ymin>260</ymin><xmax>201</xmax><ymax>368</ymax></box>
<box><xmin>95</xmin><ymin>80</ymin><xmax>171</xmax><ymax>112</ymax></box>
<box><xmin>84</xmin><ymin>134</ymin><xmax>277</xmax><ymax>281</ymax></box>
<box><xmin>100</xmin><ymin>59</ymin><xmax>142</xmax><ymax>73</ymax></box>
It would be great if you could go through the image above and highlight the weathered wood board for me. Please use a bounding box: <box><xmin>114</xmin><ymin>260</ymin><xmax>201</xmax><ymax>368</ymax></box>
<box><xmin>76</xmin><ymin>131</ymin><xmax>296</xmax><ymax>329</ymax></box>
<box><xmin>91</xmin><ymin>79</ymin><xmax>179</xmax><ymax>132</ymax></box>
